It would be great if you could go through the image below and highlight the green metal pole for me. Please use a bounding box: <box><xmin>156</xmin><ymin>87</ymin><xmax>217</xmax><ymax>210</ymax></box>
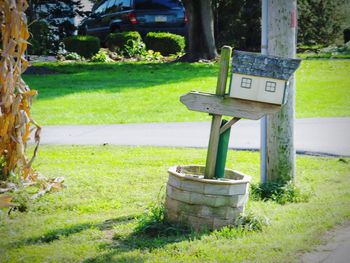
<box><xmin>215</xmin><ymin>119</ymin><xmax>231</xmax><ymax>178</ymax></box>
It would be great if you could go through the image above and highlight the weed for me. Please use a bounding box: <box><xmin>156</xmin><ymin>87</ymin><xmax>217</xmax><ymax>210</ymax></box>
<box><xmin>135</xmin><ymin>191</ymin><xmax>190</xmax><ymax>237</ymax></box>
<box><xmin>10</xmin><ymin>188</ymin><xmax>31</xmax><ymax>213</ymax></box>
<box><xmin>90</xmin><ymin>50</ymin><xmax>113</xmax><ymax>63</ymax></box>
<box><xmin>250</xmin><ymin>181</ymin><xmax>311</xmax><ymax>205</ymax></box>
<box><xmin>213</xmin><ymin>212</ymin><xmax>269</xmax><ymax>239</ymax></box>
<box><xmin>123</xmin><ymin>40</ymin><xmax>146</xmax><ymax>58</ymax></box>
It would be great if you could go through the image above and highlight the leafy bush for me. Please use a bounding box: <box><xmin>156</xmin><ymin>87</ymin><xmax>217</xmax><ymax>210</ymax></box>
<box><xmin>143</xmin><ymin>50</ymin><xmax>163</xmax><ymax>61</ymax></box>
<box><xmin>28</xmin><ymin>21</ymin><xmax>54</xmax><ymax>55</ymax></box>
<box><xmin>64</xmin><ymin>52</ymin><xmax>81</xmax><ymax>61</ymax></box>
<box><xmin>106</xmin><ymin>31</ymin><xmax>142</xmax><ymax>52</ymax></box>
<box><xmin>63</xmin><ymin>35</ymin><xmax>100</xmax><ymax>58</ymax></box>
<box><xmin>145</xmin><ymin>32</ymin><xmax>185</xmax><ymax>56</ymax></box>
<box><xmin>250</xmin><ymin>181</ymin><xmax>310</xmax><ymax>205</ymax></box>
<box><xmin>90</xmin><ymin>50</ymin><xmax>113</xmax><ymax>62</ymax></box>
<box><xmin>123</xmin><ymin>39</ymin><xmax>147</xmax><ymax>58</ymax></box>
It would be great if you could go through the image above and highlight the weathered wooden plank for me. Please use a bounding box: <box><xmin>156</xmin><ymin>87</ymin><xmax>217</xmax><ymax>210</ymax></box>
<box><xmin>205</xmin><ymin>46</ymin><xmax>232</xmax><ymax>179</ymax></box>
<box><xmin>180</xmin><ymin>91</ymin><xmax>281</xmax><ymax>120</ymax></box>
<box><xmin>220</xmin><ymin>117</ymin><xmax>240</xmax><ymax>134</ymax></box>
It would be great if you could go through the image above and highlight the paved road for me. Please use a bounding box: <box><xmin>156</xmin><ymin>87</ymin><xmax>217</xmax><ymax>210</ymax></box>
<box><xmin>35</xmin><ymin>117</ymin><xmax>350</xmax><ymax>156</ymax></box>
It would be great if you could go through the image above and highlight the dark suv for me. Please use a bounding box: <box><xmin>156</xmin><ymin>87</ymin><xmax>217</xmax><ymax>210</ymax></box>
<box><xmin>79</xmin><ymin>0</ymin><xmax>188</xmax><ymax>40</ymax></box>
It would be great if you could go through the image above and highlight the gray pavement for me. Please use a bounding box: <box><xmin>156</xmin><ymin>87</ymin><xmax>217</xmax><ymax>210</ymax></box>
<box><xmin>35</xmin><ymin>117</ymin><xmax>350</xmax><ymax>156</ymax></box>
<box><xmin>300</xmin><ymin>223</ymin><xmax>350</xmax><ymax>263</ymax></box>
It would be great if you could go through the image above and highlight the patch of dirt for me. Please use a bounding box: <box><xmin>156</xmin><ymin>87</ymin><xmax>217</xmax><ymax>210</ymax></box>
<box><xmin>23</xmin><ymin>66</ymin><xmax>58</xmax><ymax>75</ymax></box>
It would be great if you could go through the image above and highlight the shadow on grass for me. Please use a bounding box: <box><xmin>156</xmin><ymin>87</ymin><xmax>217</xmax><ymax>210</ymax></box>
<box><xmin>8</xmin><ymin>212</ymin><xmax>198</xmax><ymax>262</ymax></box>
<box><xmin>8</xmin><ymin>214</ymin><xmax>137</xmax><ymax>249</ymax></box>
<box><xmin>23</xmin><ymin>62</ymin><xmax>218</xmax><ymax>100</ymax></box>
<box><xmin>84</xmin><ymin>219</ymin><xmax>199</xmax><ymax>263</ymax></box>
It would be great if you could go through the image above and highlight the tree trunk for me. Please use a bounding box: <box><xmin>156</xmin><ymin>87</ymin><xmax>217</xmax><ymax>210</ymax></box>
<box><xmin>181</xmin><ymin>0</ymin><xmax>218</xmax><ymax>61</ymax></box>
<box><xmin>266</xmin><ymin>0</ymin><xmax>297</xmax><ymax>183</ymax></box>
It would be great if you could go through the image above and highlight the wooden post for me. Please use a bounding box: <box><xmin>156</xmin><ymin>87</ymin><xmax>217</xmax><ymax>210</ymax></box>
<box><xmin>204</xmin><ymin>46</ymin><xmax>232</xmax><ymax>179</ymax></box>
<box><xmin>266</xmin><ymin>0</ymin><xmax>297</xmax><ymax>182</ymax></box>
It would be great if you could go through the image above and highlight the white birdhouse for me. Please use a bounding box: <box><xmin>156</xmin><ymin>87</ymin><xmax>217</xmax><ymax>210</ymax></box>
<box><xmin>229</xmin><ymin>51</ymin><xmax>301</xmax><ymax>105</ymax></box>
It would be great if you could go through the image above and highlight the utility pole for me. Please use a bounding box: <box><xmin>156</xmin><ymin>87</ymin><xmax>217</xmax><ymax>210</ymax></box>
<box><xmin>262</xmin><ymin>0</ymin><xmax>297</xmax><ymax>183</ymax></box>
<box><xmin>260</xmin><ymin>0</ymin><xmax>268</xmax><ymax>183</ymax></box>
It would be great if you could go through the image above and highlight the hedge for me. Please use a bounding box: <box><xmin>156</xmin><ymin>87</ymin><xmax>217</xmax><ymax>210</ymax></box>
<box><xmin>63</xmin><ymin>35</ymin><xmax>100</xmax><ymax>58</ymax></box>
<box><xmin>106</xmin><ymin>31</ymin><xmax>142</xmax><ymax>51</ymax></box>
<box><xmin>144</xmin><ymin>32</ymin><xmax>185</xmax><ymax>56</ymax></box>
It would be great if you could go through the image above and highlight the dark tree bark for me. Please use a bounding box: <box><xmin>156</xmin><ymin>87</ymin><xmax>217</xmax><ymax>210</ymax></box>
<box><xmin>181</xmin><ymin>0</ymin><xmax>218</xmax><ymax>61</ymax></box>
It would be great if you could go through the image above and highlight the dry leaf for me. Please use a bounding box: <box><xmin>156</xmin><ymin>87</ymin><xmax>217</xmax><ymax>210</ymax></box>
<box><xmin>0</xmin><ymin>194</ymin><xmax>16</xmax><ymax>208</ymax></box>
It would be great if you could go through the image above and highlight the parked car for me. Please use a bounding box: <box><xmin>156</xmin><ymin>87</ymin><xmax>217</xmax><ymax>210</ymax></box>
<box><xmin>78</xmin><ymin>0</ymin><xmax>188</xmax><ymax>41</ymax></box>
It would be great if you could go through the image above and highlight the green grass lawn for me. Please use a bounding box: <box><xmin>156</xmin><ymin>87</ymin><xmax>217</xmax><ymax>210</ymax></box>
<box><xmin>1</xmin><ymin>146</ymin><xmax>349</xmax><ymax>262</ymax></box>
<box><xmin>24</xmin><ymin>60</ymin><xmax>350</xmax><ymax>125</ymax></box>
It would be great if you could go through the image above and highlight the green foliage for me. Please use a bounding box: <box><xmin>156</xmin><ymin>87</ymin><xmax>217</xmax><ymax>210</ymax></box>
<box><xmin>28</xmin><ymin>21</ymin><xmax>54</xmax><ymax>55</ymax></box>
<box><xmin>63</xmin><ymin>35</ymin><xmax>100</xmax><ymax>58</ymax></box>
<box><xmin>64</xmin><ymin>52</ymin><xmax>81</xmax><ymax>61</ymax></box>
<box><xmin>143</xmin><ymin>50</ymin><xmax>163</xmax><ymax>61</ymax></box>
<box><xmin>250</xmin><ymin>181</ymin><xmax>311</xmax><ymax>205</ymax></box>
<box><xmin>10</xmin><ymin>189</ymin><xmax>31</xmax><ymax>213</ymax></box>
<box><xmin>145</xmin><ymin>32</ymin><xmax>185</xmax><ymax>56</ymax></box>
<box><xmin>298</xmin><ymin>0</ymin><xmax>347</xmax><ymax>45</ymax></box>
<box><xmin>90</xmin><ymin>50</ymin><xmax>112</xmax><ymax>63</ymax></box>
<box><xmin>298</xmin><ymin>41</ymin><xmax>350</xmax><ymax>59</ymax></box>
<box><xmin>26</xmin><ymin>1</ymin><xmax>83</xmax><ymax>54</ymax></box>
<box><xmin>135</xmin><ymin>192</ymin><xmax>190</xmax><ymax>237</ymax></box>
<box><xmin>213</xmin><ymin>212</ymin><xmax>269</xmax><ymax>239</ymax></box>
<box><xmin>106</xmin><ymin>31</ymin><xmax>142</xmax><ymax>52</ymax></box>
<box><xmin>123</xmin><ymin>40</ymin><xmax>147</xmax><ymax>58</ymax></box>
<box><xmin>235</xmin><ymin>212</ymin><xmax>270</xmax><ymax>232</ymax></box>
<box><xmin>212</xmin><ymin>0</ymin><xmax>261</xmax><ymax>51</ymax></box>
<box><xmin>0</xmin><ymin>155</ymin><xmax>6</xmax><ymax>180</ymax></box>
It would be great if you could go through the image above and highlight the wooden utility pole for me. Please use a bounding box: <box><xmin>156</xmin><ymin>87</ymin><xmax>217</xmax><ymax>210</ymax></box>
<box><xmin>264</xmin><ymin>0</ymin><xmax>297</xmax><ymax>182</ymax></box>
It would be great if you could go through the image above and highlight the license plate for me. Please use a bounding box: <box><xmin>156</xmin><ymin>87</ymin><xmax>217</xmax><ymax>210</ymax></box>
<box><xmin>155</xmin><ymin>16</ymin><xmax>167</xmax><ymax>22</ymax></box>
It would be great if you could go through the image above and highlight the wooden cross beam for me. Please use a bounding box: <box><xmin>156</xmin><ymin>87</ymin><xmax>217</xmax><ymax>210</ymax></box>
<box><xmin>220</xmin><ymin>117</ymin><xmax>241</xmax><ymax>134</ymax></box>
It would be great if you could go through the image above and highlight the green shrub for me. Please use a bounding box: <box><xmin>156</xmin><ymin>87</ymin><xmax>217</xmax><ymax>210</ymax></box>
<box><xmin>106</xmin><ymin>31</ymin><xmax>142</xmax><ymax>52</ymax></box>
<box><xmin>64</xmin><ymin>52</ymin><xmax>81</xmax><ymax>61</ymax></box>
<box><xmin>145</xmin><ymin>32</ymin><xmax>185</xmax><ymax>56</ymax></box>
<box><xmin>90</xmin><ymin>50</ymin><xmax>112</xmax><ymax>62</ymax></box>
<box><xmin>250</xmin><ymin>181</ymin><xmax>311</xmax><ymax>205</ymax></box>
<box><xmin>63</xmin><ymin>35</ymin><xmax>100</xmax><ymax>58</ymax></box>
<box><xmin>28</xmin><ymin>21</ymin><xmax>53</xmax><ymax>55</ymax></box>
<box><xmin>123</xmin><ymin>40</ymin><xmax>146</xmax><ymax>58</ymax></box>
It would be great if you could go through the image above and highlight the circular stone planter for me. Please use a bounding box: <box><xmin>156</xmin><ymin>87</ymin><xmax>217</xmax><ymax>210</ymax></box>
<box><xmin>165</xmin><ymin>165</ymin><xmax>251</xmax><ymax>231</ymax></box>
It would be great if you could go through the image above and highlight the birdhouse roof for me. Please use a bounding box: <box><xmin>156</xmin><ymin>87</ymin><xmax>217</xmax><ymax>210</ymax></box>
<box><xmin>232</xmin><ymin>50</ymin><xmax>301</xmax><ymax>80</ymax></box>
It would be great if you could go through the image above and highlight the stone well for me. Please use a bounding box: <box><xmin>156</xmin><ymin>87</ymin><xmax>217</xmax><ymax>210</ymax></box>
<box><xmin>165</xmin><ymin>165</ymin><xmax>251</xmax><ymax>231</ymax></box>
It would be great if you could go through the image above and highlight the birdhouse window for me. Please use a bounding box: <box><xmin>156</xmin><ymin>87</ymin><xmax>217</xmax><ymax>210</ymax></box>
<box><xmin>265</xmin><ymin>81</ymin><xmax>277</xmax><ymax>92</ymax></box>
<box><xmin>240</xmin><ymin>77</ymin><xmax>252</xmax><ymax>89</ymax></box>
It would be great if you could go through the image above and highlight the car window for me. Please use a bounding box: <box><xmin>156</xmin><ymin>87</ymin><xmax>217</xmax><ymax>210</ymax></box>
<box><xmin>106</xmin><ymin>0</ymin><xmax>119</xmax><ymax>13</ymax></box>
<box><xmin>121</xmin><ymin>0</ymin><xmax>132</xmax><ymax>10</ymax></box>
<box><xmin>93</xmin><ymin>1</ymin><xmax>109</xmax><ymax>15</ymax></box>
<box><xmin>135</xmin><ymin>0</ymin><xmax>182</xmax><ymax>10</ymax></box>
